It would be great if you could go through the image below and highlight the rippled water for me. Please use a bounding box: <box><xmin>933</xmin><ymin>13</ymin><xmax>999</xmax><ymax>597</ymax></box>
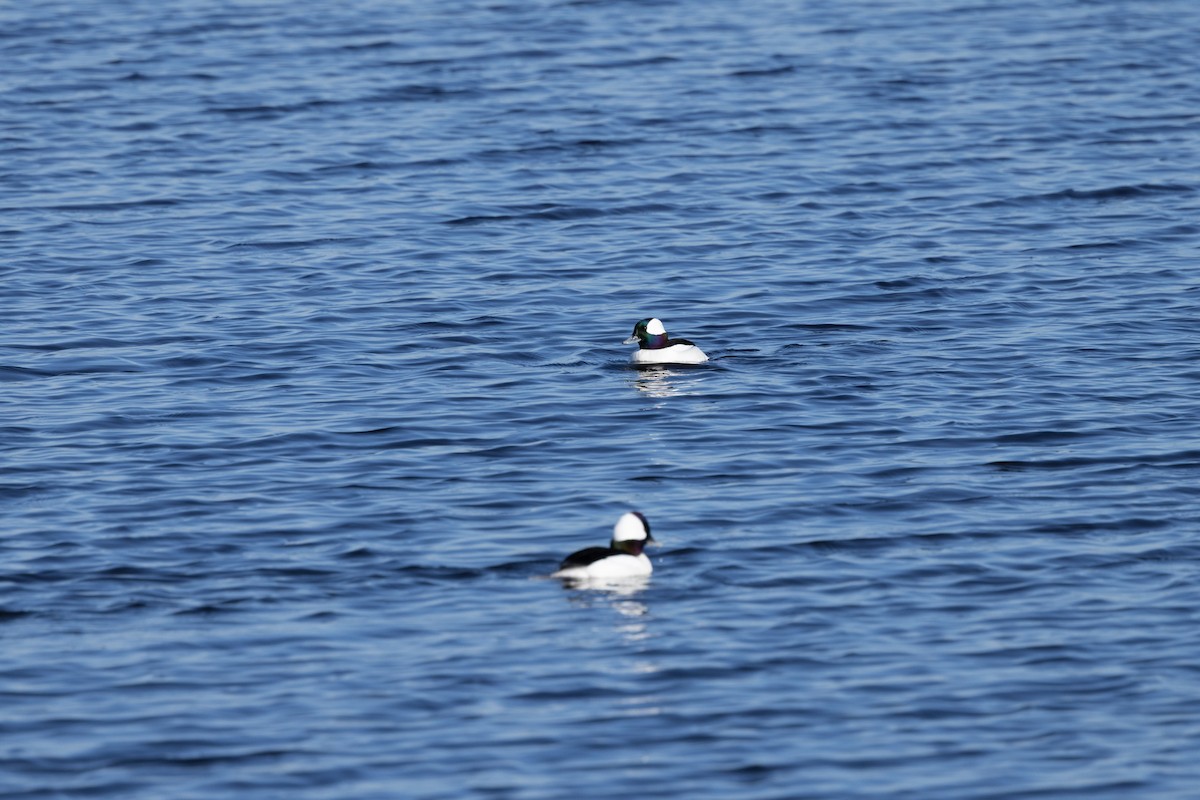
<box><xmin>4</xmin><ymin>0</ymin><xmax>1200</xmax><ymax>797</ymax></box>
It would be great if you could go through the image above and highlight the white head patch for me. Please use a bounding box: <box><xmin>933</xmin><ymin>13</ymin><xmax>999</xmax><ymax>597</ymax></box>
<box><xmin>613</xmin><ymin>512</ymin><xmax>649</xmax><ymax>542</ymax></box>
<box><xmin>646</xmin><ymin>318</ymin><xmax>666</xmax><ymax>336</ymax></box>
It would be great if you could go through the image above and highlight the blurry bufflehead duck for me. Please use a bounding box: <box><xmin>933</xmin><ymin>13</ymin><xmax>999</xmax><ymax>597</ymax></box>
<box><xmin>624</xmin><ymin>318</ymin><xmax>708</xmax><ymax>364</ymax></box>
<box><xmin>553</xmin><ymin>512</ymin><xmax>654</xmax><ymax>581</ymax></box>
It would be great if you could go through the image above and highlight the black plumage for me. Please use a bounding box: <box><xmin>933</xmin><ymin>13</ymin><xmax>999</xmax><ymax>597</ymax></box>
<box><xmin>558</xmin><ymin>546</ymin><xmax>623</xmax><ymax>570</ymax></box>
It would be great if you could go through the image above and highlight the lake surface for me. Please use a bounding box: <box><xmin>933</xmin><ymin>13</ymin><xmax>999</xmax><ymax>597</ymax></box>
<box><xmin>4</xmin><ymin>0</ymin><xmax>1200</xmax><ymax>797</ymax></box>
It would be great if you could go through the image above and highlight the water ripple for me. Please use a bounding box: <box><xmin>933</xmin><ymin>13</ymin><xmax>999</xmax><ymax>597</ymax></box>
<box><xmin>4</xmin><ymin>0</ymin><xmax>1200</xmax><ymax>798</ymax></box>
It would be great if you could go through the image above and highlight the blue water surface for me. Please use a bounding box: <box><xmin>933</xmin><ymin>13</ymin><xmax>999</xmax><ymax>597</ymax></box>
<box><xmin>4</xmin><ymin>0</ymin><xmax>1200</xmax><ymax>798</ymax></box>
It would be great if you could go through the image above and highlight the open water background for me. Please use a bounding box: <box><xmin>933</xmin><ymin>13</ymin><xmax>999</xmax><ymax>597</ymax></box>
<box><xmin>4</xmin><ymin>0</ymin><xmax>1200</xmax><ymax>797</ymax></box>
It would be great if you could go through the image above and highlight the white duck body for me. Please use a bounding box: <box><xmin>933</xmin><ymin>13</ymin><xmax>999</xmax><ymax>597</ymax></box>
<box><xmin>631</xmin><ymin>343</ymin><xmax>708</xmax><ymax>365</ymax></box>
<box><xmin>553</xmin><ymin>512</ymin><xmax>654</xmax><ymax>582</ymax></box>
<box><xmin>554</xmin><ymin>551</ymin><xmax>651</xmax><ymax>581</ymax></box>
<box><xmin>625</xmin><ymin>318</ymin><xmax>708</xmax><ymax>364</ymax></box>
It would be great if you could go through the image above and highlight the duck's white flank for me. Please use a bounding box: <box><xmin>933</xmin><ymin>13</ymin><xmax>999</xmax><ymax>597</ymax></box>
<box><xmin>631</xmin><ymin>344</ymin><xmax>708</xmax><ymax>364</ymax></box>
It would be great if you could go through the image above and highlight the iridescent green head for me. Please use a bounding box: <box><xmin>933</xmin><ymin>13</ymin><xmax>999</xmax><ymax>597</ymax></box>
<box><xmin>623</xmin><ymin>318</ymin><xmax>669</xmax><ymax>350</ymax></box>
<box><xmin>610</xmin><ymin>511</ymin><xmax>653</xmax><ymax>554</ymax></box>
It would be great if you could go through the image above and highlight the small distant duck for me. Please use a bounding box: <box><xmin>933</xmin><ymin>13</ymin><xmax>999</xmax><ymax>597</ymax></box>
<box><xmin>624</xmin><ymin>318</ymin><xmax>708</xmax><ymax>364</ymax></box>
<box><xmin>553</xmin><ymin>512</ymin><xmax>655</xmax><ymax>581</ymax></box>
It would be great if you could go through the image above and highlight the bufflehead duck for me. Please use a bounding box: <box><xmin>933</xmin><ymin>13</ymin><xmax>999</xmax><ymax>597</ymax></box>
<box><xmin>624</xmin><ymin>318</ymin><xmax>708</xmax><ymax>364</ymax></box>
<box><xmin>553</xmin><ymin>512</ymin><xmax>654</xmax><ymax>582</ymax></box>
